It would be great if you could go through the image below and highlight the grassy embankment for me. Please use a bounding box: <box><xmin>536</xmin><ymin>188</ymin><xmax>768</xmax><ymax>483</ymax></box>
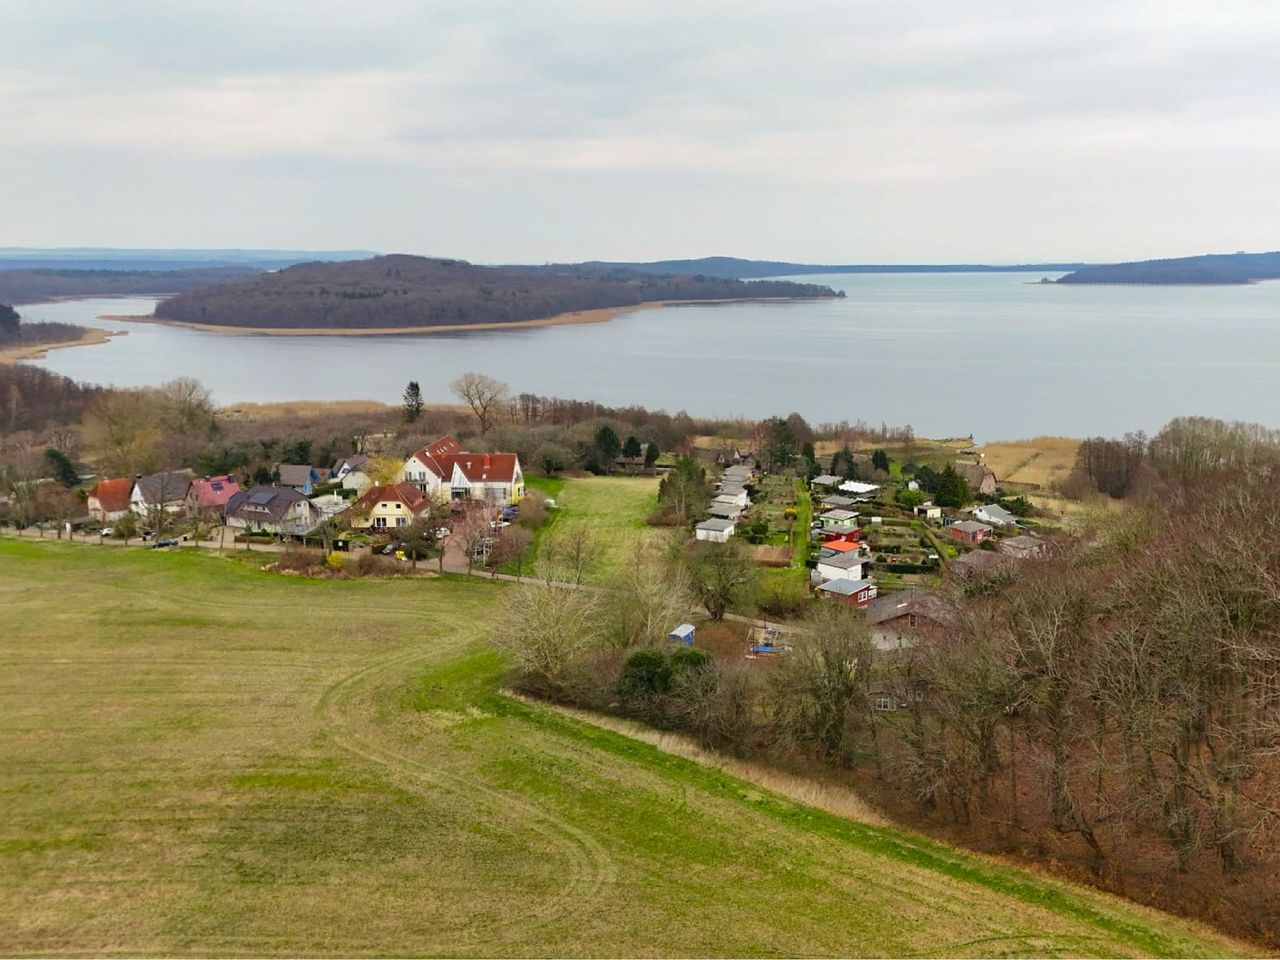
<box><xmin>0</xmin><ymin>539</ymin><xmax>1253</xmax><ymax>957</ymax></box>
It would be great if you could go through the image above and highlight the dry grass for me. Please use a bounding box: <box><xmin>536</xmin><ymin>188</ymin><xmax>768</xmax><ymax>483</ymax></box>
<box><xmin>979</xmin><ymin>436</ymin><xmax>1082</xmax><ymax>488</ymax></box>
<box><xmin>217</xmin><ymin>399</ymin><xmax>398</xmax><ymax>420</ymax></box>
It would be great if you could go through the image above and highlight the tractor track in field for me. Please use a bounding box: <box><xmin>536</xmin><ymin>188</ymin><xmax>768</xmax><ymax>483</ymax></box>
<box><xmin>314</xmin><ymin>645</ymin><xmax>617</xmax><ymax>936</ymax></box>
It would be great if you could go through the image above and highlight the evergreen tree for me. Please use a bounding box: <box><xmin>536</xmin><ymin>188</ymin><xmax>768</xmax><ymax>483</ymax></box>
<box><xmin>401</xmin><ymin>380</ymin><xmax>424</xmax><ymax>423</ymax></box>
<box><xmin>644</xmin><ymin>441</ymin><xmax>660</xmax><ymax>468</ymax></box>
<box><xmin>593</xmin><ymin>425</ymin><xmax>621</xmax><ymax>471</ymax></box>
<box><xmin>622</xmin><ymin>435</ymin><xmax>643</xmax><ymax>458</ymax></box>
<box><xmin>43</xmin><ymin>448</ymin><xmax>80</xmax><ymax>487</ymax></box>
<box><xmin>0</xmin><ymin>304</ymin><xmax>19</xmax><ymax>340</ymax></box>
<box><xmin>871</xmin><ymin>448</ymin><xmax>890</xmax><ymax>473</ymax></box>
<box><xmin>764</xmin><ymin>417</ymin><xmax>795</xmax><ymax>470</ymax></box>
<box><xmin>934</xmin><ymin>464</ymin><xmax>972</xmax><ymax>508</ymax></box>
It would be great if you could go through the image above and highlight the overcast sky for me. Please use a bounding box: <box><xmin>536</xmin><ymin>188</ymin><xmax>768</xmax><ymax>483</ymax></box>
<box><xmin>3</xmin><ymin>1</ymin><xmax>1278</xmax><ymax>263</ymax></box>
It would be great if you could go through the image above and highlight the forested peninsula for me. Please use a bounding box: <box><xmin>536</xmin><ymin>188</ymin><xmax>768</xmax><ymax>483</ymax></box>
<box><xmin>0</xmin><ymin>266</ymin><xmax>260</xmax><ymax>304</ymax></box>
<box><xmin>154</xmin><ymin>254</ymin><xmax>843</xmax><ymax>331</ymax></box>
<box><xmin>1058</xmin><ymin>250</ymin><xmax>1280</xmax><ymax>284</ymax></box>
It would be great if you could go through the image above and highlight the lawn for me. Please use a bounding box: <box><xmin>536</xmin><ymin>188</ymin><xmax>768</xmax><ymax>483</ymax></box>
<box><xmin>520</xmin><ymin>474</ymin><xmax>669</xmax><ymax>583</ymax></box>
<box><xmin>0</xmin><ymin>540</ymin><xmax>1251</xmax><ymax>957</ymax></box>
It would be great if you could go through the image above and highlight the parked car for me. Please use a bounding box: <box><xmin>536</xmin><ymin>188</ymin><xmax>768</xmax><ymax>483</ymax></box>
<box><xmin>152</xmin><ymin>538</ymin><xmax>178</xmax><ymax>548</ymax></box>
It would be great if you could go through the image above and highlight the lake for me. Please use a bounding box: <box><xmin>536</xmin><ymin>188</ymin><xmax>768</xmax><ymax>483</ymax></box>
<box><xmin>20</xmin><ymin>272</ymin><xmax>1280</xmax><ymax>441</ymax></box>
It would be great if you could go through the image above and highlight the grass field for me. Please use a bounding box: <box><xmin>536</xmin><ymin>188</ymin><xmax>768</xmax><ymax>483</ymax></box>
<box><xmin>0</xmin><ymin>540</ymin><xmax>1251</xmax><ymax>957</ymax></box>
<box><xmin>522</xmin><ymin>474</ymin><xmax>669</xmax><ymax>582</ymax></box>
<box><xmin>978</xmin><ymin>437</ymin><xmax>1081</xmax><ymax>489</ymax></box>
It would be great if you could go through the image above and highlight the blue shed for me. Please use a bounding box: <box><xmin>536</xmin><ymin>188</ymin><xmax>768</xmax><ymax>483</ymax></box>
<box><xmin>668</xmin><ymin>623</ymin><xmax>696</xmax><ymax>646</ymax></box>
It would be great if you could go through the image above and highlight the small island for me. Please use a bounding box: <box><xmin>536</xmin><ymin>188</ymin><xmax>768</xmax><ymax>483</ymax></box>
<box><xmin>152</xmin><ymin>254</ymin><xmax>844</xmax><ymax>333</ymax></box>
<box><xmin>0</xmin><ymin>302</ymin><xmax>119</xmax><ymax>363</ymax></box>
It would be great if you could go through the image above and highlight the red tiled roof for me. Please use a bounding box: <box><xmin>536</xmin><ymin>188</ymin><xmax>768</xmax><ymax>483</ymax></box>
<box><xmin>88</xmin><ymin>477</ymin><xmax>132</xmax><ymax>513</ymax></box>
<box><xmin>822</xmin><ymin>539</ymin><xmax>862</xmax><ymax>553</ymax></box>
<box><xmin>190</xmin><ymin>475</ymin><xmax>240</xmax><ymax>508</ymax></box>
<box><xmin>407</xmin><ymin>436</ymin><xmax>463</xmax><ymax>481</ymax></box>
<box><xmin>353</xmin><ymin>482</ymin><xmax>430</xmax><ymax>515</ymax></box>
<box><xmin>453</xmin><ymin>452</ymin><xmax>519</xmax><ymax>483</ymax></box>
<box><xmin>426</xmin><ymin>435</ymin><xmax>461</xmax><ymax>458</ymax></box>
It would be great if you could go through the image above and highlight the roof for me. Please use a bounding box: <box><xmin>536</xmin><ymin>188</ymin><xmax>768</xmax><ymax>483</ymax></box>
<box><xmin>838</xmin><ymin>480</ymin><xmax>880</xmax><ymax>495</ymax></box>
<box><xmin>976</xmin><ymin>503</ymin><xmax>1018</xmax><ymax>524</ymax></box>
<box><xmin>225</xmin><ymin>486</ymin><xmax>311</xmax><ymax>524</ymax></box>
<box><xmin>696</xmin><ymin>518</ymin><xmax>736</xmax><ymax>532</ymax></box>
<box><xmin>453</xmin><ymin>452</ymin><xmax>520</xmax><ymax>484</ymax></box>
<box><xmin>820</xmin><ymin>539</ymin><xmax>862</xmax><ymax>554</ymax></box>
<box><xmin>277</xmin><ymin>464</ymin><xmax>318</xmax><ymax>488</ymax></box>
<box><xmin>708</xmin><ymin>503</ymin><xmax>740</xmax><ymax>518</ymax></box>
<box><xmin>818</xmin><ymin>551</ymin><xmax>867</xmax><ymax>570</ymax></box>
<box><xmin>712</xmin><ymin>494</ymin><xmax>742</xmax><ymax>506</ymax></box>
<box><xmin>190</xmin><ymin>475</ymin><xmax>240</xmax><ymax>508</ymax></box>
<box><xmin>820</xmin><ymin>494</ymin><xmax>858</xmax><ymax>508</ymax></box>
<box><xmin>949</xmin><ymin>549</ymin><xmax>1016</xmax><ymax>576</ymax></box>
<box><xmin>952</xmin><ymin>520</ymin><xmax>994</xmax><ymax>534</ymax></box>
<box><xmin>352</xmin><ymin>482</ymin><xmax>430</xmax><ymax>514</ymax></box>
<box><xmin>88</xmin><ymin>477</ymin><xmax>132</xmax><ymax>513</ymax></box>
<box><xmin>811</xmin><ymin>474</ymin><xmax>842</xmax><ymax>486</ymax></box>
<box><xmin>1000</xmin><ymin>533</ymin><xmax>1045</xmax><ymax>552</ymax></box>
<box><xmin>406</xmin><ymin>436</ymin><xmax>465</xmax><ymax>481</ymax></box>
<box><xmin>669</xmin><ymin>623</ymin><xmax>696</xmax><ymax>638</ymax></box>
<box><xmin>866</xmin><ymin>588</ymin><xmax>952</xmax><ymax>626</ymax></box>
<box><xmin>133</xmin><ymin>471</ymin><xmax>192</xmax><ymax>505</ymax></box>
<box><xmin>334</xmin><ymin>453</ymin><xmax>368</xmax><ymax>473</ymax></box>
<box><xmin>954</xmin><ymin>461</ymin><xmax>996</xmax><ymax>488</ymax></box>
<box><xmin>817</xmin><ymin>578</ymin><xmax>875</xmax><ymax>596</ymax></box>
<box><xmin>722</xmin><ymin>465</ymin><xmax>752</xmax><ymax>479</ymax></box>
<box><xmin>820</xmin><ymin>509</ymin><xmax>859</xmax><ymax>521</ymax></box>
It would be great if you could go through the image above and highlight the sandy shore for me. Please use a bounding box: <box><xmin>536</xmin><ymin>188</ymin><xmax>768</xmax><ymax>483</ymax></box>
<box><xmin>0</xmin><ymin>326</ymin><xmax>124</xmax><ymax>364</ymax></box>
<box><xmin>100</xmin><ymin>295</ymin><xmax>817</xmax><ymax>338</ymax></box>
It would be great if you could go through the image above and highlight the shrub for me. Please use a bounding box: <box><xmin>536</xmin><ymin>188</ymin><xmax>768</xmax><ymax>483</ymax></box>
<box><xmin>669</xmin><ymin>645</ymin><xmax>712</xmax><ymax>676</ymax></box>
<box><xmin>757</xmin><ymin>577</ymin><xmax>811</xmax><ymax>618</ymax></box>
<box><xmin>354</xmin><ymin>553</ymin><xmax>399</xmax><ymax>576</ymax></box>
<box><xmin>618</xmin><ymin>648</ymin><xmax>671</xmax><ymax>703</ymax></box>
<box><xmin>326</xmin><ymin>551</ymin><xmax>346</xmax><ymax>571</ymax></box>
<box><xmin>276</xmin><ymin>548</ymin><xmax>323</xmax><ymax>573</ymax></box>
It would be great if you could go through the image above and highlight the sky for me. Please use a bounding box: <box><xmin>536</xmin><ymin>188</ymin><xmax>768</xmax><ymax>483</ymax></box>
<box><xmin>2</xmin><ymin>0</ymin><xmax>1279</xmax><ymax>264</ymax></box>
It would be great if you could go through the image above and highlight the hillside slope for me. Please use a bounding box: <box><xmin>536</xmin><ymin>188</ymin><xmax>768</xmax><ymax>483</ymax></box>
<box><xmin>0</xmin><ymin>266</ymin><xmax>261</xmax><ymax>304</ymax></box>
<box><xmin>0</xmin><ymin>540</ymin><xmax>1249</xmax><ymax>957</ymax></box>
<box><xmin>535</xmin><ymin>256</ymin><xmax>1090</xmax><ymax>279</ymax></box>
<box><xmin>1058</xmin><ymin>251</ymin><xmax>1280</xmax><ymax>284</ymax></box>
<box><xmin>155</xmin><ymin>254</ymin><xmax>841</xmax><ymax>330</ymax></box>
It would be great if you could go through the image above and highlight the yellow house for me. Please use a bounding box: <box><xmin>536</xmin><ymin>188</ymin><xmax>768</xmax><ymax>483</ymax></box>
<box><xmin>350</xmin><ymin>482</ymin><xmax>431</xmax><ymax>530</ymax></box>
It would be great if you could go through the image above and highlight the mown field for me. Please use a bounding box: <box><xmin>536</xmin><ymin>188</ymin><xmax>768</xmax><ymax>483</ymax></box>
<box><xmin>523</xmin><ymin>474</ymin><xmax>669</xmax><ymax>582</ymax></box>
<box><xmin>0</xmin><ymin>540</ymin><xmax>1250</xmax><ymax>957</ymax></box>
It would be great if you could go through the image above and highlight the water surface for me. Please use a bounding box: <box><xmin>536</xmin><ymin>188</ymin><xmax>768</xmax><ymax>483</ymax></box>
<box><xmin>21</xmin><ymin>273</ymin><xmax>1280</xmax><ymax>440</ymax></box>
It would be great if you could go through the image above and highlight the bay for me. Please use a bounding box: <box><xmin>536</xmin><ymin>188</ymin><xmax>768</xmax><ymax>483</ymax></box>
<box><xmin>19</xmin><ymin>272</ymin><xmax>1280</xmax><ymax>441</ymax></box>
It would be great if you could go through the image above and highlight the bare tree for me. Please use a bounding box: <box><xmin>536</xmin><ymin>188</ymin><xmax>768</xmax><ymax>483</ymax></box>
<box><xmin>541</xmin><ymin>526</ymin><xmax>604</xmax><ymax>585</ymax></box>
<box><xmin>450</xmin><ymin>506</ymin><xmax>493</xmax><ymax>574</ymax></box>
<box><xmin>492</xmin><ymin>525</ymin><xmax>533</xmax><ymax>578</ymax></box>
<box><xmin>450</xmin><ymin>372</ymin><xmax>508</xmax><ymax>435</ymax></box>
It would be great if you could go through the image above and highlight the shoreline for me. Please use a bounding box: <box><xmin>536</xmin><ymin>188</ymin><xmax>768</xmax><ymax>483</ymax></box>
<box><xmin>0</xmin><ymin>326</ymin><xmax>124</xmax><ymax>364</ymax></box>
<box><xmin>99</xmin><ymin>295</ymin><xmax>827</xmax><ymax>338</ymax></box>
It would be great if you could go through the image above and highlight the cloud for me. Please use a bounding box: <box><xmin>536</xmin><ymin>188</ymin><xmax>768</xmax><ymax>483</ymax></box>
<box><xmin>1</xmin><ymin>1</ymin><xmax>1278</xmax><ymax>260</ymax></box>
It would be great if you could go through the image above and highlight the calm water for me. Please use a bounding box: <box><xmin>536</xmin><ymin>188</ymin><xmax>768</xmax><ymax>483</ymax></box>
<box><xmin>21</xmin><ymin>272</ymin><xmax>1280</xmax><ymax>441</ymax></box>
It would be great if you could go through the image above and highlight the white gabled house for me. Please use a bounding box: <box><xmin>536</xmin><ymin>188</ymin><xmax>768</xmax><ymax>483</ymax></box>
<box><xmin>695</xmin><ymin>518</ymin><xmax>735</xmax><ymax>542</ymax></box>
<box><xmin>401</xmin><ymin>436</ymin><xmax>463</xmax><ymax>500</ymax></box>
<box><xmin>401</xmin><ymin>436</ymin><xmax>524</xmax><ymax>505</ymax></box>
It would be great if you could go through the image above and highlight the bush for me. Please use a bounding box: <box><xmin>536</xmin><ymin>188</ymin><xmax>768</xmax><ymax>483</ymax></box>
<box><xmin>354</xmin><ymin>553</ymin><xmax>399</xmax><ymax>576</ymax></box>
<box><xmin>669</xmin><ymin>646</ymin><xmax>712</xmax><ymax>675</ymax></box>
<box><xmin>276</xmin><ymin>548</ymin><xmax>324</xmax><ymax>573</ymax></box>
<box><xmin>757</xmin><ymin>577</ymin><xmax>811</xmax><ymax>618</ymax></box>
<box><xmin>618</xmin><ymin>648</ymin><xmax>671</xmax><ymax>703</ymax></box>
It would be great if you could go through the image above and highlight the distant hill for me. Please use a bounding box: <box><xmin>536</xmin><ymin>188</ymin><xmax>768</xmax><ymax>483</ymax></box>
<box><xmin>1057</xmin><ymin>251</ymin><xmax>1280</xmax><ymax>285</ymax></box>
<box><xmin>154</xmin><ymin>254</ymin><xmax>842</xmax><ymax>330</ymax></box>
<box><xmin>0</xmin><ymin>266</ymin><xmax>263</xmax><ymax>305</ymax></box>
<box><xmin>0</xmin><ymin>248</ymin><xmax>377</xmax><ymax>272</ymax></box>
<box><xmin>529</xmin><ymin>256</ymin><xmax>1091</xmax><ymax>280</ymax></box>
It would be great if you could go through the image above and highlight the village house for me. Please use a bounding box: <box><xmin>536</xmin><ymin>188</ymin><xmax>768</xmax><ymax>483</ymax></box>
<box><xmin>949</xmin><ymin>519</ymin><xmax>994</xmax><ymax>544</ymax></box>
<box><xmin>716</xmin><ymin>484</ymin><xmax>750</xmax><ymax>509</ymax></box>
<box><xmin>838</xmin><ymin>480</ymin><xmax>880</xmax><ymax>500</ymax></box>
<box><xmin>953</xmin><ymin>461</ymin><xmax>998</xmax><ymax>496</ymax></box>
<box><xmin>695</xmin><ymin>518</ymin><xmax>735</xmax><ymax>543</ymax></box>
<box><xmin>914</xmin><ymin>501</ymin><xmax>942</xmax><ymax>521</ymax></box>
<box><xmin>815</xmin><ymin>550</ymin><xmax>869</xmax><ymax>582</ymax></box>
<box><xmin>276</xmin><ymin>464</ymin><xmax>325</xmax><ymax>495</ymax></box>
<box><xmin>816</xmin><ymin>577</ymin><xmax>877</xmax><ymax>607</ymax></box>
<box><xmin>865</xmin><ymin>588</ymin><xmax>952</xmax><ymax>651</ymax></box>
<box><xmin>350</xmin><ymin>482</ymin><xmax>431</xmax><ymax>530</ymax></box>
<box><xmin>999</xmin><ymin>533</ymin><xmax>1050</xmax><ymax>559</ymax></box>
<box><xmin>402</xmin><ymin>436</ymin><xmax>524</xmax><ymax>505</ymax></box>
<box><xmin>450</xmin><ymin>453</ymin><xmax>524</xmax><ymax>505</ymax></box>
<box><xmin>224</xmin><ymin>486</ymin><xmax>321</xmax><ymax>537</ymax></box>
<box><xmin>818</xmin><ymin>535</ymin><xmax>863</xmax><ymax>558</ymax></box>
<box><xmin>130</xmin><ymin>471</ymin><xmax>192</xmax><ymax>523</ymax></box>
<box><xmin>708</xmin><ymin>501</ymin><xmax>741</xmax><ymax>521</ymax></box>
<box><xmin>819</xmin><ymin>508</ymin><xmax>859</xmax><ymax>531</ymax></box>
<box><xmin>332</xmin><ymin>454</ymin><xmax>367</xmax><ymax>481</ymax></box>
<box><xmin>971</xmin><ymin>502</ymin><xmax>1018</xmax><ymax>527</ymax></box>
<box><xmin>820</xmin><ymin>493</ymin><xmax>859</xmax><ymax>510</ymax></box>
<box><xmin>86</xmin><ymin>477</ymin><xmax>133</xmax><ymax>523</ymax></box>
<box><xmin>187</xmin><ymin>475</ymin><xmax>240</xmax><ymax>517</ymax></box>
<box><xmin>948</xmin><ymin>548</ymin><xmax>1017</xmax><ymax>581</ymax></box>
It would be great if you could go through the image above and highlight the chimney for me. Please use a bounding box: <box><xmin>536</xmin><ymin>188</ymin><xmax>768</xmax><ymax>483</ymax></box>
<box><xmin>483</xmin><ymin>454</ymin><xmax>491</xmax><ymax>470</ymax></box>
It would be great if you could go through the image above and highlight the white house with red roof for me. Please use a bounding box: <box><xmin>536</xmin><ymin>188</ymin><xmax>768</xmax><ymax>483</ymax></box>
<box><xmin>401</xmin><ymin>436</ymin><xmax>523</xmax><ymax>505</ymax></box>
<box><xmin>86</xmin><ymin>477</ymin><xmax>133</xmax><ymax>523</ymax></box>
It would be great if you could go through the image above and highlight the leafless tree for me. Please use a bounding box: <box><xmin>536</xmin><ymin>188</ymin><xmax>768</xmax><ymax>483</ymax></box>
<box><xmin>450</xmin><ymin>372</ymin><xmax>508</xmax><ymax>435</ymax></box>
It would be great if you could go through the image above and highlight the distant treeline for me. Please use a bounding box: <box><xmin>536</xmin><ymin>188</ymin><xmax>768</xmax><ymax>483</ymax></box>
<box><xmin>1058</xmin><ymin>250</ymin><xmax>1280</xmax><ymax>285</ymax></box>
<box><xmin>155</xmin><ymin>255</ymin><xmax>841</xmax><ymax>330</ymax></box>
<box><xmin>0</xmin><ymin>266</ymin><xmax>261</xmax><ymax>304</ymax></box>
<box><xmin>0</xmin><ymin>304</ymin><xmax>85</xmax><ymax>350</ymax></box>
<box><xmin>521</xmin><ymin>256</ymin><xmax>1091</xmax><ymax>280</ymax></box>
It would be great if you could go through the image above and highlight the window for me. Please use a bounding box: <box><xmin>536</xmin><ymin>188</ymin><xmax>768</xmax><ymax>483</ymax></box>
<box><xmin>396</xmin><ymin>517</ymin><xmax>406</xmax><ymax>527</ymax></box>
<box><xmin>374</xmin><ymin>516</ymin><xmax>387</xmax><ymax>529</ymax></box>
<box><xmin>874</xmin><ymin>695</ymin><xmax>896</xmax><ymax>712</ymax></box>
